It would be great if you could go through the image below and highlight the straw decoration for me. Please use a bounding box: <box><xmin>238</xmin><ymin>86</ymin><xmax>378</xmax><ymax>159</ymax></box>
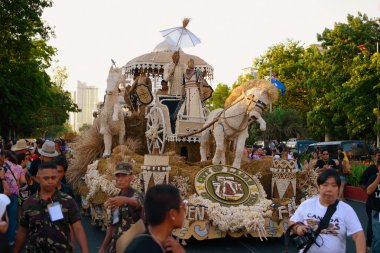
<box><xmin>182</xmin><ymin>18</ymin><xmax>190</xmax><ymax>28</ymax></box>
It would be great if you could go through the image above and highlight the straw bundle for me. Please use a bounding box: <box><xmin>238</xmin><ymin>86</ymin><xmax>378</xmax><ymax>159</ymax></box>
<box><xmin>67</xmin><ymin>119</ymin><xmax>104</xmax><ymax>191</ymax></box>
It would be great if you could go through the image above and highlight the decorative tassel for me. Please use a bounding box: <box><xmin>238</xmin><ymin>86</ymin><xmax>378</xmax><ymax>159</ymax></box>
<box><xmin>182</xmin><ymin>18</ymin><xmax>190</xmax><ymax>28</ymax></box>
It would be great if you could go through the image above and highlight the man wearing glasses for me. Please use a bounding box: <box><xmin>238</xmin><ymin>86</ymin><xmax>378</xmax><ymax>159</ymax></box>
<box><xmin>314</xmin><ymin>149</ymin><xmax>337</xmax><ymax>173</ymax></box>
<box><xmin>360</xmin><ymin>148</ymin><xmax>380</xmax><ymax>251</ymax></box>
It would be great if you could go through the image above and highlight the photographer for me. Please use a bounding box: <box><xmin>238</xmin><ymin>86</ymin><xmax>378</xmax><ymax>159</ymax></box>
<box><xmin>289</xmin><ymin>170</ymin><xmax>365</xmax><ymax>253</ymax></box>
<box><xmin>366</xmin><ymin>155</ymin><xmax>380</xmax><ymax>253</ymax></box>
<box><xmin>360</xmin><ymin>148</ymin><xmax>380</xmax><ymax>250</ymax></box>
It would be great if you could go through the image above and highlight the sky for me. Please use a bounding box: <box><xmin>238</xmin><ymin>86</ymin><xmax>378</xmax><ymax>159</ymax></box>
<box><xmin>42</xmin><ymin>0</ymin><xmax>379</xmax><ymax>100</ymax></box>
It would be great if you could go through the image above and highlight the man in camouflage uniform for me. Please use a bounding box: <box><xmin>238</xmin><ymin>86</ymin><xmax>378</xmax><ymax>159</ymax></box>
<box><xmin>13</xmin><ymin>162</ymin><xmax>89</xmax><ymax>253</ymax></box>
<box><xmin>98</xmin><ymin>162</ymin><xmax>144</xmax><ymax>253</ymax></box>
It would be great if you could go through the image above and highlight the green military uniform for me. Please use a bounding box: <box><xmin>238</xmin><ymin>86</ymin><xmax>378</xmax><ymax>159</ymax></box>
<box><xmin>19</xmin><ymin>190</ymin><xmax>81</xmax><ymax>253</ymax></box>
<box><xmin>109</xmin><ymin>187</ymin><xmax>144</xmax><ymax>253</ymax></box>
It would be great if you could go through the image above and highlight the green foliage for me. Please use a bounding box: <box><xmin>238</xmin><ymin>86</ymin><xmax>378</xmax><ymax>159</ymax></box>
<box><xmin>246</xmin><ymin>107</ymin><xmax>306</xmax><ymax>144</ymax></box>
<box><xmin>249</xmin><ymin>13</ymin><xmax>380</xmax><ymax>141</ymax></box>
<box><xmin>308</xmin><ymin>13</ymin><xmax>380</xmax><ymax>140</ymax></box>
<box><xmin>231</xmin><ymin>73</ymin><xmax>255</xmax><ymax>89</ymax></box>
<box><xmin>0</xmin><ymin>0</ymin><xmax>78</xmax><ymax>139</ymax></box>
<box><xmin>205</xmin><ymin>83</ymin><xmax>231</xmax><ymax>110</ymax></box>
<box><xmin>347</xmin><ymin>163</ymin><xmax>368</xmax><ymax>186</ymax></box>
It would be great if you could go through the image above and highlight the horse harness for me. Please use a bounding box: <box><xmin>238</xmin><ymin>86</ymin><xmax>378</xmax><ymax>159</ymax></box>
<box><xmin>217</xmin><ymin>92</ymin><xmax>267</xmax><ymax>138</ymax></box>
<box><xmin>180</xmin><ymin>90</ymin><xmax>267</xmax><ymax>138</ymax></box>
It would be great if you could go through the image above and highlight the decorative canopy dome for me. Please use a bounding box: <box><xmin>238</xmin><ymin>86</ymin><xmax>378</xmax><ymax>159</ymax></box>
<box><xmin>124</xmin><ymin>40</ymin><xmax>213</xmax><ymax>80</ymax></box>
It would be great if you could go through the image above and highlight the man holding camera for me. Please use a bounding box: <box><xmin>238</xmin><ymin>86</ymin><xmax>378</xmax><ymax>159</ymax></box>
<box><xmin>366</xmin><ymin>154</ymin><xmax>380</xmax><ymax>253</ymax></box>
<box><xmin>360</xmin><ymin>148</ymin><xmax>380</xmax><ymax>251</ymax></box>
<box><xmin>290</xmin><ymin>170</ymin><xmax>365</xmax><ymax>253</ymax></box>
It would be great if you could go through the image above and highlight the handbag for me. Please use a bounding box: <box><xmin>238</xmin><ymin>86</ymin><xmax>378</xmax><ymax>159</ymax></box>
<box><xmin>6</xmin><ymin>164</ymin><xmax>30</xmax><ymax>205</ymax></box>
<box><xmin>284</xmin><ymin>200</ymin><xmax>339</xmax><ymax>253</ymax></box>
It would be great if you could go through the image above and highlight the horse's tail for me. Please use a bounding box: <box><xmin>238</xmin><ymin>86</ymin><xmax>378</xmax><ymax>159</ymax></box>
<box><xmin>180</xmin><ymin>109</ymin><xmax>224</xmax><ymax>137</ymax></box>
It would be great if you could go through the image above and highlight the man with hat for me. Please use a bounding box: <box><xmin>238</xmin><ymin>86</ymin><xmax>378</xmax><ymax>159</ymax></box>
<box><xmin>28</xmin><ymin>140</ymin><xmax>59</xmax><ymax>195</ymax></box>
<box><xmin>29</xmin><ymin>140</ymin><xmax>58</xmax><ymax>178</ymax></box>
<box><xmin>11</xmin><ymin>139</ymin><xmax>28</xmax><ymax>155</ymax></box>
<box><xmin>361</xmin><ymin>148</ymin><xmax>380</xmax><ymax>251</ymax></box>
<box><xmin>98</xmin><ymin>162</ymin><xmax>143</xmax><ymax>253</ymax></box>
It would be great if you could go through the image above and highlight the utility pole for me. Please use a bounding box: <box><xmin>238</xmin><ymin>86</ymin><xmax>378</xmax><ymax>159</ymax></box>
<box><xmin>269</xmin><ymin>64</ymin><xmax>273</xmax><ymax>113</ymax></box>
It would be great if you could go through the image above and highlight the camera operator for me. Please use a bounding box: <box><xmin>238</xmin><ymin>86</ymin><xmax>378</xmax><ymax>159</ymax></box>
<box><xmin>366</xmin><ymin>155</ymin><xmax>380</xmax><ymax>253</ymax></box>
<box><xmin>360</xmin><ymin>148</ymin><xmax>380</xmax><ymax>250</ymax></box>
<box><xmin>290</xmin><ymin>170</ymin><xmax>365</xmax><ymax>253</ymax></box>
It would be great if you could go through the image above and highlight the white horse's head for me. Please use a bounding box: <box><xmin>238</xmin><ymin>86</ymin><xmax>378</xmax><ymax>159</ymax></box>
<box><xmin>245</xmin><ymin>87</ymin><xmax>267</xmax><ymax>117</ymax></box>
<box><xmin>237</xmin><ymin>80</ymin><xmax>278</xmax><ymax>120</ymax></box>
<box><xmin>106</xmin><ymin>66</ymin><xmax>125</xmax><ymax>95</ymax></box>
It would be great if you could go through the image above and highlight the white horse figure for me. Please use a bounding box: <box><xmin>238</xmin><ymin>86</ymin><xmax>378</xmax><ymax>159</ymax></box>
<box><xmin>99</xmin><ymin>66</ymin><xmax>126</xmax><ymax>158</ymax></box>
<box><xmin>200</xmin><ymin>80</ymin><xmax>279</xmax><ymax>168</ymax></box>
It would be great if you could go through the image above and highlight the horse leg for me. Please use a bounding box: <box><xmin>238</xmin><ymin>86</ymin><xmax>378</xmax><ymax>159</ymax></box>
<box><xmin>103</xmin><ymin>133</ymin><xmax>112</xmax><ymax>158</ymax></box>
<box><xmin>118</xmin><ymin>127</ymin><xmax>125</xmax><ymax>145</ymax></box>
<box><xmin>212</xmin><ymin>125</ymin><xmax>225</xmax><ymax>165</ymax></box>
<box><xmin>112</xmin><ymin>104</ymin><xmax>120</xmax><ymax>121</ymax></box>
<box><xmin>251</xmin><ymin>111</ymin><xmax>266</xmax><ymax>131</ymax></box>
<box><xmin>200</xmin><ymin>129</ymin><xmax>211</xmax><ymax>162</ymax></box>
<box><xmin>232</xmin><ymin>129</ymin><xmax>249</xmax><ymax>168</ymax></box>
<box><xmin>221</xmin><ymin>139</ymin><xmax>228</xmax><ymax>164</ymax></box>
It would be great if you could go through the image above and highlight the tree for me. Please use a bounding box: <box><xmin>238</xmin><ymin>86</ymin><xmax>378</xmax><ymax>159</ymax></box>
<box><xmin>308</xmin><ymin>13</ymin><xmax>380</xmax><ymax>140</ymax></box>
<box><xmin>249</xmin><ymin>13</ymin><xmax>379</xmax><ymax>141</ymax></box>
<box><xmin>29</xmin><ymin>66</ymin><xmax>80</xmax><ymax>137</ymax></box>
<box><xmin>206</xmin><ymin>83</ymin><xmax>231</xmax><ymax>110</ymax></box>
<box><xmin>253</xmin><ymin>40</ymin><xmax>310</xmax><ymax>120</ymax></box>
<box><xmin>247</xmin><ymin>108</ymin><xmax>306</xmax><ymax>144</ymax></box>
<box><xmin>0</xmin><ymin>0</ymin><xmax>79</xmax><ymax>138</ymax></box>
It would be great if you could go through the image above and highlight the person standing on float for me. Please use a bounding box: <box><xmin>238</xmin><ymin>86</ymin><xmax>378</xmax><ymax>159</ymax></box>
<box><xmin>178</xmin><ymin>58</ymin><xmax>204</xmax><ymax>123</ymax></box>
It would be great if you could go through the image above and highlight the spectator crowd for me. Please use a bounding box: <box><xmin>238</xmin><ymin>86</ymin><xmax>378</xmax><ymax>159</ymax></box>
<box><xmin>0</xmin><ymin>137</ymin><xmax>379</xmax><ymax>253</ymax></box>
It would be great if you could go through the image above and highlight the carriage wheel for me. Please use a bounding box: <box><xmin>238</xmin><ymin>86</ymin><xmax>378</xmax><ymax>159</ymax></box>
<box><xmin>146</xmin><ymin>107</ymin><xmax>167</xmax><ymax>154</ymax></box>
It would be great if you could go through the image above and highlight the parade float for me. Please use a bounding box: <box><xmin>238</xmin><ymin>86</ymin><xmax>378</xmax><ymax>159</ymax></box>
<box><xmin>66</xmin><ymin>19</ymin><xmax>319</xmax><ymax>240</ymax></box>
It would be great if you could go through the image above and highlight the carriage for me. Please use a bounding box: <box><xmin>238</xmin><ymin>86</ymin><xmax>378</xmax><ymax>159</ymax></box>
<box><xmin>124</xmin><ymin>40</ymin><xmax>214</xmax><ymax>157</ymax></box>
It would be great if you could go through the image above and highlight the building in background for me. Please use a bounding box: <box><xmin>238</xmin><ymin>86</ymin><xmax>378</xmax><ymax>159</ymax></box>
<box><xmin>70</xmin><ymin>81</ymin><xmax>98</xmax><ymax>132</ymax></box>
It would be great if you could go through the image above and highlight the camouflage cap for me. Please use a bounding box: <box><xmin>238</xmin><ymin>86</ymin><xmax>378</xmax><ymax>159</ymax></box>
<box><xmin>114</xmin><ymin>162</ymin><xmax>133</xmax><ymax>175</ymax></box>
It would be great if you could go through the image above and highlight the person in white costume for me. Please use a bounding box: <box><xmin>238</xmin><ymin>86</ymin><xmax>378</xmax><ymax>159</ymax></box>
<box><xmin>163</xmin><ymin>51</ymin><xmax>185</xmax><ymax>96</ymax></box>
<box><xmin>177</xmin><ymin>58</ymin><xmax>204</xmax><ymax>122</ymax></box>
<box><xmin>290</xmin><ymin>169</ymin><xmax>365</xmax><ymax>253</ymax></box>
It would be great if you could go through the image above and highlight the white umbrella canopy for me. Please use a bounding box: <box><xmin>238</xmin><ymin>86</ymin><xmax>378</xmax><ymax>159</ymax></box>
<box><xmin>124</xmin><ymin>40</ymin><xmax>213</xmax><ymax>80</ymax></box>
<box><xmin>160</xmin><ymin>18</ymin><xmax>201</xmax><ymax>48</ymax></box>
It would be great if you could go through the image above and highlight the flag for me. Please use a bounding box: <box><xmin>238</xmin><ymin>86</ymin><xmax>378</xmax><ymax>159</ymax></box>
<box><xmin>271</xmin><ymin>75</ymin><xmax>286</xmax><ymax>95</ymax></box>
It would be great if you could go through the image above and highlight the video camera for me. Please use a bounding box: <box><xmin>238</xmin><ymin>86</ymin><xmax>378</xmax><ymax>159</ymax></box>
<box><xmin>292</xmin><ymin>228</ymin><xmax>316</xmax><ymax>250</ymax></box>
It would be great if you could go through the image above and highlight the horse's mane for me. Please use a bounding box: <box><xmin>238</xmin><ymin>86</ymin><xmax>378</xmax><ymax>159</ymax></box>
<box><xmin>224</xmin><ymin>79</ymin><xmax>279</xmax><ymax>108</ymax></box>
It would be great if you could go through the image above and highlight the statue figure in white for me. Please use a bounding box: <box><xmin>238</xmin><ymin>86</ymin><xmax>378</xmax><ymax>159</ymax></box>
<box><xmin>200</xmin><ymin>80</ymin><xmax>279</xmax><ymax>168</ymax></box>
<box><xmin>99</xmin><ymin>66</ymin><xmax>126</xmax><ymax>158</ymax></box>
<box><xmin>163</xmin><ymin>51</ymin><xmax>185</xmax><ymax>96</ymax></box>
<box><xmin>177</xmin><ymin>58</ymin><xmax>205</xmax><ymax>122</ymax></box>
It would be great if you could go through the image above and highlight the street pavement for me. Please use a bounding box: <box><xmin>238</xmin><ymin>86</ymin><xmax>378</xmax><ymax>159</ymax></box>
<box><xmin>79</xmin><ymin>200</ymin><xmax>368</xmax><ymax>253</ymax></box>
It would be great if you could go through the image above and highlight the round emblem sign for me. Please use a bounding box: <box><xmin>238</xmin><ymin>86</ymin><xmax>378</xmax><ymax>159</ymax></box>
<box><xmin>195</xmin><ymin>165</ymin><xmax>264</xmax><ymax>206</ymax></box>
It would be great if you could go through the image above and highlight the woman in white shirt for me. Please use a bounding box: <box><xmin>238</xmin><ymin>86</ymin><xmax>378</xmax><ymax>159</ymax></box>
<box><xmin>290</xmin><ymin>169</ymin><xmax>365</xmax><ymax>253</ymax></box>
